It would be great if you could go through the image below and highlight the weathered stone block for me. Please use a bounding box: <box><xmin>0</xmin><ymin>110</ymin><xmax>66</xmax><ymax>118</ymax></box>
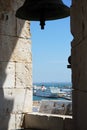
<box><xmin>39</xmin><ymin>100</ymin><xmax>72</xmax><ymax>115</ymax></box>
<box><xmin>17</xmin><ymin>19</ymin><xmax>31</xmax><ymax>39</ymax></box>
<box><xmin>0</xmin><ymin>12</ymin><xmax>17</xmax><ymax>36</ymax></box>
<box><xmin>0</xmin><ymin>113</ymin><xmax>25</xmax><ymax>130</ymax></box>
<box><xmin>72</xmin><ymin>37</ymin><xmax>87</xmax><ymax>91</ymax></box>
<box><xmin>0</xmin><ymin>0</ymin><xmax>12</xmax><ymax>12</ymax></box>
<box><xmin>0</xmin><ymin>36</ymin><xmax>31</xmax><ymax>62</ymax></box>
<box><xmin>15</xmin><ymin>62</ymin><xmax>32</xmax><ymax>88</ymax></box>
<box><xmin>71</xmin><ymin>3</ymin><xmax>83</xmax><ymax>44</ymax></box>
<box><xmin>0</xmin><ymin>113</ymin><xmax>15</xmax><ymax>130</ymax></box>
<box><xmin>15</xmin><ymin>114</ymin><xmax>25</xmax><ymax>129</ymax></box>
<box><xmin>83</xmin><ymin>1</ymin><xmax>87</xmax><ymax>37</ymax></box>
<box><xmin>0</xmin><ymin>1</ymin><xmax>31</xmax><ymax>38</ymax></box>
<box><xmin>0</xmin><ymin>35</ymin><xmax>16</xmax><ymax>61</ymax></box>
<box><xmin>11</xmin><ymin>0</ymin><xmax>25</xmax><ymax>12</ymax></box>
<box><xmin>13</xmin><ymin>88</ymin><xmax>32</xmax><ymax>113</ymax></box>
<box><xmin>12</xmin><ymin>38</ymin><xmax>31</xmax><ymax>62</ymax></box>
<box><xmin>39</xmin><ymin>100</ymin><xmax>54</xmax><ymax>114</ymax></box>
<box><xmin>71</xmin><ymin>1</ymin><xmax>87</xmax><ymax>46</ymax></box>
<box><xmin>24</xmin><ymin>113</ymin><xmax>64</xmax><ymax>130</ymax></box>
<box><xmin>64</xmin><ymin>118</ymin><xmax>73</xmax><ymax>130</ymax></box>
<box><xmin>0</xmin><ymin>62</ymin><xmax>15</xmax><ymax>88</ymax></box>
<box><xmin>0</xmin><ymin>62</ymin><xmax>32</xmax><ymax>88</ymax></box>
<box><xmin>73</xmin><ymin>90</ymin><xmax>87</xmax><ymax>130</ymax></box>
<box><xmin>0</xmin><ymin>88</ymin><xmax>32</xmax><ymax>114</ymax></box>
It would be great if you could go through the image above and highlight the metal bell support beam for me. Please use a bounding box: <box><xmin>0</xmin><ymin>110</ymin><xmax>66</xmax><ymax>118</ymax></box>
<box><xmin>16</xmin><ymin>0</ymin><xmax>70</xmax><ymax>29</ymax></box>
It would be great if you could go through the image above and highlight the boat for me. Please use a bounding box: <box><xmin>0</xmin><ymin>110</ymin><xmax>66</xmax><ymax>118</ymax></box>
<box><xmin>33</xmin><ymin>86</ymin><xmax>58</xmax><ymax>98</ymax></box>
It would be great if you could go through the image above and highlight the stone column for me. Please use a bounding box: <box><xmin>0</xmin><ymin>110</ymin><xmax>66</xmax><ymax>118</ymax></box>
<box><xmin>71</xmin><ymin>0</ymin><xmax>87</xmax><ymax>129</ymax></box>
<box><xmin>0</xmin><ymin>0</ymin><xmax>32</xmax><ymax>129</ymax></box>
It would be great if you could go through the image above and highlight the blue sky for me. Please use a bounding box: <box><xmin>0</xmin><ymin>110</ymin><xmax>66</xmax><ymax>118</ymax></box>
<box><xmin>30</xmin><ymin>0</ymin><xmax>73</xmax><ymax>83</ymax></box>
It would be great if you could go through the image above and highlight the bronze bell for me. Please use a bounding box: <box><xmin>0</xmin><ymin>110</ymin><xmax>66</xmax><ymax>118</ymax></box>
<box><xmin>16</xmin><ymin>0</ymin><xmax>70</xmax><ymax>29</ymax></box>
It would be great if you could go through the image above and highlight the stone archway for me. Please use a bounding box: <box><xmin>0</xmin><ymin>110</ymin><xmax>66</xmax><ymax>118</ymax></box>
<box><xmin>71</xmin><ymin>0</ymin><xmax>87</xmax><ymax>129</ymax></box>
<box><xmin>0</xmin><ymin>1</ymin><xmax>32</xmax><ymax>129</ymax></box>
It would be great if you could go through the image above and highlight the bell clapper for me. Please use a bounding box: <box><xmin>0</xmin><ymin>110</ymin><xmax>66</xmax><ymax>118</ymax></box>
<box><xmin>40</xmin><ymin>19</ymin><xmax>45</xmax><ymax>29</ymax></box>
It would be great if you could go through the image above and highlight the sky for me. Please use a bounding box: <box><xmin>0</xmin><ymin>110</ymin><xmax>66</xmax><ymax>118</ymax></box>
<box><xmin>30</xmin><ymin>0</ymin><xmax>73</xmax><ymax>83</ymax></box>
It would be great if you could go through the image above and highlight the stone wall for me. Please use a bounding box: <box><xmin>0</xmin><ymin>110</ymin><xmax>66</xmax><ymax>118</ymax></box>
<box><xmin>39</xmin><ymin>100</ymin><xmax>72</xmax><ymax>115</ymax></box>
<box><xmin>71</xmin><ymin>0</ymin><xmax>87</xmax><ymax>129</ymax></box>
<box><xmin>0</xmin><ymin>0</ymin><xmax>32</xmax><ymax>129</ymax></box>
<box><xmin>24</xmin><ymin>113</ymin><xmax>72</xmax><ymax>130</ymax></box>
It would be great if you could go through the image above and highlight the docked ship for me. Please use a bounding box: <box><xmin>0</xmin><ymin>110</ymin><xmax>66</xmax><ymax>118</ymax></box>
<box><xmin>33</xmin><ymin>85</ymin><xmax>70</xmax><ymax>99</ymax></box>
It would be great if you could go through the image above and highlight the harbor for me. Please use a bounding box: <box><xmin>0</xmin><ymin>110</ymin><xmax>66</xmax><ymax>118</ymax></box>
<box><xmin>33</xmin><ymin>82</ymin><xmax>72</xmax><ymax>101</ymax></box>
<box><xmin>33</xmin><ymin>82</ymin><xmax>72</xmax><ymax>115</ymax></box>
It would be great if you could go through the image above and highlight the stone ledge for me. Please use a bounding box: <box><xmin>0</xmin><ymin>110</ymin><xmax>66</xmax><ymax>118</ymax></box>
<box><xmin>24</xmin><ymin>113</ymin><xmax>72</xmax><ymax>130</ymax></box>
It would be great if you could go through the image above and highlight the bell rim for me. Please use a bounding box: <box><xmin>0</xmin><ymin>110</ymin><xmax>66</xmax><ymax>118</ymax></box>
<box><xmin>16</xmin><ymin>3</ymin><xmax>70</xmax><ymax>21</ymax></box>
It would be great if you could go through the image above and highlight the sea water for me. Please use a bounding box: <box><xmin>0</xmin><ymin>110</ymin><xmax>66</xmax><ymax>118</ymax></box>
<box><xmin>33</xmin><ymin>82</ymin><xmax>72</xmax><ymax>101</ymax></box>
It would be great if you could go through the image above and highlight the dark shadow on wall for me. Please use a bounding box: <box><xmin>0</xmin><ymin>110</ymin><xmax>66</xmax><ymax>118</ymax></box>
<box><xmin>0</xmin><ymin>1</ymin><xmax>26</xmax><ymax>129</ymax></box>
